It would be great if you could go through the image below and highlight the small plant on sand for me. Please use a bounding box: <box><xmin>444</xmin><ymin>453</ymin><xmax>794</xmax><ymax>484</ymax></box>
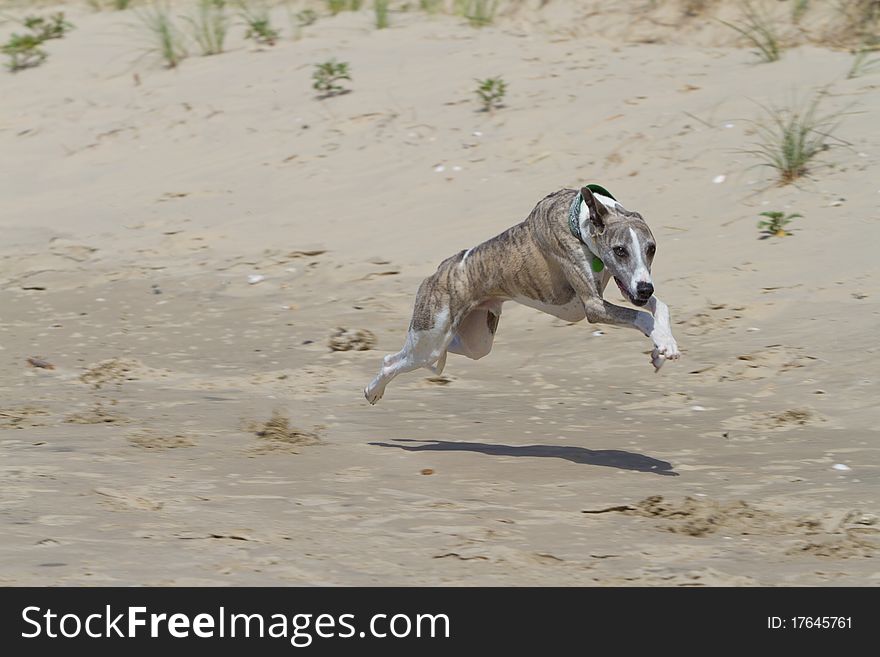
<box><xmin>375</xmin><ymin>0</ymin><xmax>390</xmax><ymax>29</ymax></box>
<box><xmin>313</xmin><ymin>59</ymin><xmax>351</xmax><ymax>97</ymax></box>
<box><xmin>721</xmin><ymin>2</ymin><xmax>782</xmax><ymax>63</ymax></box>
<box><xmin>2</xmin><ymin>33</ymin><xmax>48</xmax><ymax>72</ymax></box>
<box><xmin>184</xmin><ymin>0</ymin><xmax>229</xmax><ymax>56</ymax></box>
<box><xmin>847</xmin><ymin>46</ymin><xmax>880</xmax><ymax>78</ymax></box>
<box><xmin>792</xmin><ymin>0</ymin><xmax>810</xmax><ymax>23</ymax></box>
<box><xmin>474</xmin><ymin>76</ymin><xmax>507</xmax><ymax>112</ymax></box>
<box><xmin>1</xmin><ymin>12</ymin><xmax>73</xmax><ymax>72</ymax></box>
<box><xmin>683</xmin><ymin>0</ymin><xmax>709</xmax><ymax>16</ymax></box>
<box><xmin>86</xmin><ymin>0</ymin><xmax>136</xmax><ymax>9</ymax></box>
<box><xmin>296</xmin><ymin>8</ymin><xmax>318</xmax><ymax>26</ymax></box>
<box><xmin>139</xmin><ymin>3</ymin><xmax>188</xmax><ymax>68</ymax></box>
<box><xmin>834</xmin><ymin>0</ymin><xmax>880</xmax><ymax>48</ymax></box>
<box><xmin>746</xmin><ymin>94</ymin><xmax>845</xmax><ymax>185</ymax></box>
<box><xmin>327</xmin><ymin>0</ymin><xmax>363</xmax><ymax>14</ymax></box>
<box><xmin>757</xmin><ymin>211</ymin><xmax>800</xmax><ymax>238</ymax></box>
<box><xmin>239</xmin><ymin>1</ymin><xmax>279</xmax><ymax>45</ymax></box>
<box><xmin>420</xmin><ymin>0</ymin><xmax>443</xmax><ymax>13</ymax></box>
<box><xmin>455</xmin><ymin>0</ymin><xmax>498</xmax><ymax>27</ymax></box>
<box><xmin>24</xmin><ymin>13</ymin><xmax>74</xmax><ymax>40</ymax></box>
<box><xmin>286</xmin><ymin>6</ymin><xmax>317</xmax><ymax>40</ymax></box>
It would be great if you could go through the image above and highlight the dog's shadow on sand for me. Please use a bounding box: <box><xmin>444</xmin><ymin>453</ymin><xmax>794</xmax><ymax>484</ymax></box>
<box><xmin>369</xmin><ymin>439</ymin><xmax>678</xmax><ymax>476</ymax></box>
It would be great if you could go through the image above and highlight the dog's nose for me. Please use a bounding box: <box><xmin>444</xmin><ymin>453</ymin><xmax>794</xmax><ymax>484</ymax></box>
<box><xmin>636</xmin><ymin>282</ymin><xmax>654</xmax><ymax>300</ymax></box>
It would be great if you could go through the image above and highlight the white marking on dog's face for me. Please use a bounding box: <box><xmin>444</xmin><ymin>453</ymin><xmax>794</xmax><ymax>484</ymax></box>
<box><xmin>628</xmin><ymin>227</ymin><xmax>652</xmax><ymax>291</ymax></box>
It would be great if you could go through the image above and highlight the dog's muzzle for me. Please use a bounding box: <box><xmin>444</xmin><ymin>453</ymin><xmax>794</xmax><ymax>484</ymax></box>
<box><xmin>615</xmin><ymin>277</ymin><xmax>649</xmax><ymax>307</ymax></box>
<box><xmin>636</xmin><ymin>282</ymin><xmax>654</xmax><ymax>302</ymax></box>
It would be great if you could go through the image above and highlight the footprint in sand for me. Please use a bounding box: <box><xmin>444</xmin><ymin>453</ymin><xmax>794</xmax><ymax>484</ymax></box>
<box><xmin>689</xmin><ymin>345</ymin><xmax>817</xmax><ymax>382</ymax></box>
<box><xmin>328</xmin><ymin>328</ymin><xmax>376</xmax><ymax>352</ymax></box>
<box><xmin>127</xmin><ymin>430</ymin><xmax>197</xmax><ymax>449</ymax></box>
<box><xmin>79</xmin><ymin>358</ymin><xmax>142</xmax><ymax>389</ymax></box>
<box><xmin>245</xmin><ymin>412</ymin><xmax>321</xmax><ymax>454</ymax></box>
<box><xmin>64</xmin><ymin>404</ymin><xmax>129</xmax><ymax>425</ymax></box>
<box><xmin>678</xmin><ymin>303</ymin><xmax>745</xmax><ymax>336</ymax></box>
<box><xmin>721</xmin><ymin>407</ymin><xmax>827</xmax><ymax>433</ymax></box>
<box><xmin>0</xmin><ymin>406</ymin><xmax>51</xmax><ymax>429</ymax></box>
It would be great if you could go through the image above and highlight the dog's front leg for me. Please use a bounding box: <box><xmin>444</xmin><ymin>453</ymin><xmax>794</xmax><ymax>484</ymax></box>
<box><xmin>583</xmin><ymin>299</ymin><xmax>679</xmax><ymax>371</ymax></box>
<box><xmin>643</xmin><ymin>296</ymin><xmax>680</xmax><ymax>371</ymax></box>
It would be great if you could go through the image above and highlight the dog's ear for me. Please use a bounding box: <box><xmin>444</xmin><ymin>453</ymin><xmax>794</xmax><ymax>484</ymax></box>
<box><xmin>580</xmin><ymin>186</ymin><xmax>608</xmax><ymax>231</ymax></box>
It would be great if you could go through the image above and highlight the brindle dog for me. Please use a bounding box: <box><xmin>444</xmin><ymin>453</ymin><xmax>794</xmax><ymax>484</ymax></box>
<box><xmin>365</xmin><ymin>186</ymin><xmax>680</xmax><ymax>404</ymax></box>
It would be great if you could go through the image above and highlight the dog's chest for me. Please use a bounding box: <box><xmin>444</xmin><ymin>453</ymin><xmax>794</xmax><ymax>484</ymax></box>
<box><xmin>511</xmin><ymin>296</ymin><xmax>586</xmax><ymax>322</ymax></box>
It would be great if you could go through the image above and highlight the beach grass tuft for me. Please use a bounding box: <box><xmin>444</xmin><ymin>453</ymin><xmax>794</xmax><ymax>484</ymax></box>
<box><xmin>375</xmin><ymin>0</ymin><xmax>390</xmax><ymax>29</ymax></box>
<box><xmin>746</xmin><ymin>93</ymin><xmax>846</xmax><ymax>185</ymax></box>
<box><xmin>239</xmin><ymin>0</ymin><xmax>280</xmax><ymax>46</ymax></box>
<box><xmin>138</xmin><ymin>3</ymin><xmax>188</xmax><ymax>68</ymax></box>
<box><xmin>2</xmin><ymin>33</ymin><xmax>48</xmax><ymax>72</ymax></box>
<box><xmin>721</xmin><ymin>2</ymin><xmax>782</xmax><ymax>63</ymax></box>
<box><xmin>184</xmin><ymin>0</ymin><xmax>229</xmax><ymax>56</ymax></box>
<box><xmin>455</xmin><ymin>0</ymin><xmax>498</xmax><ymax>27</ymax></box>
<box><xmin>328</xmin><ymin>0</ymin><xmax>363</xmax><ymax>14</ymax></box>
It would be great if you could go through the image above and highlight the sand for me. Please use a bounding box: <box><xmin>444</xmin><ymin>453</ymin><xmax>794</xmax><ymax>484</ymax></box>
<box><xmin>0</xmin><ymin>0</ymin><xmax>878</xmax><ymax>585</ymax></box>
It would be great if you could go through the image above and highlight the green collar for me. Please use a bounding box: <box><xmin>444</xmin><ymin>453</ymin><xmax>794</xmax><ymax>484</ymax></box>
<box><xmin>584</xmin><ymin>183</ymin><xmax>616</xmax><ymax>201</ymax></box>
<box><xmin>568</xmin><ymin>184</ymin><xmax>617</xmax><ymax>272</ymax></box>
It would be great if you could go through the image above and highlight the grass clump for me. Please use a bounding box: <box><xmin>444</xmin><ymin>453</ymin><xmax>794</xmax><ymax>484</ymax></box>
<box><xmin>792</xmin><ymin>0</ymin><xmax>809</xmax><ymax>23</ymax></box>
<box><xmin>239</xmin><ymin>1</ymin><xmax>280</xmax><ymax>45</ymax></box>
<box><xmin>420</xmin><ymin>0</ymin><xmax>443</xmax><ymax>13</ymax></box>
<box><xmin>375</xmin><ymin>0</ymin><xmax>390</xmax><ymax>29</ymax></box>
<box><xmin>86</xmin><ymin>0</ymin><xmax>136</xmax><ymax>9</ymax></box>
<box><xmin>139</xmin><ymin>3</ymin><xmax>188</xmax><ymax>68</ymax></box>
<box><xmin>313</xmin><ymin>59</ymin><xmax>351</xmax><ymax>97</ymax></box>
<box><xmin>2</xmin><ymin>12</ymin><xmax>73</xmax><ymax>72</ymax></box>
<box><xmin>834</xmin><ymin>1</ymin><xmax>880</xmax><ymax>48</ymax></box>
<box><xmin>2</xmin><ymin>34</ymin><xmax>48</xmax><ymax>72</ymax></box>
<box><xmin>184</xmin><ymin>0</ymin><xmax>229</xmax><ymax>56</ymax></box>
<box><xmin>757</xmin><ymin>211</ymin><xmax>800</xmax><ymax>238</ymax></box>
<box><xmin>285</xmin><ymin>5</ymin><xmax>317</xmax><ymax>41</ymax></box>
<box><xmin>296</xmin><ymin>8</ymin><xmax>318</xmax><ymax>26</ymax></box>
<box><xmin>327</xmin><ymin>0</ymin><xmax>363</xmax><ymax>14</ymax></box>
<box><xmin>24</xmin><ymin>13</ymin><xmax>74</xmax><ymax>40</ymax></box>
<box><xmin>847</xmin><ymin>47</ymin><xmax>880</xmax><ymax>78</ymax></box>
<box><xmin>721</xmin><ymin>2</ymin><xmax>782</xmax><ymax>63</ymax></box>
<box><xmin>474</xmin><ymin>76</ymin><xmax>507</xmax><ymax>112</ymax></box>
<box><xmin>746</xmin><ymin>94</ymin><xmax>845</xmax><ymax>185</ymax></box>
<box><xmin>455</xmin><ymin>0</ymin><xmax>498</xmax><ymax>27</ymax></box>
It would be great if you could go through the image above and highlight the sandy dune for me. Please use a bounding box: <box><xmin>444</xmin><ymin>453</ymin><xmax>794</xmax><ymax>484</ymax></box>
<box><xmin>1</xmin><ymin>1</ymin><xmax>878</xmax><ymax>585</ymax></box>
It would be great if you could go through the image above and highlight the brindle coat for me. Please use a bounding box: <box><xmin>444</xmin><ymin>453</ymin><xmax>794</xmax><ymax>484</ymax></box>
<box><xmin>365</xmin><ymin>187</ymin><xmax>680</xmax><ymax>404</ymax></box>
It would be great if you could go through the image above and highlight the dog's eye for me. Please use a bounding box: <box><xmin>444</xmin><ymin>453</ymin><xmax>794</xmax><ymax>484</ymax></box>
<box><xmin>613</xmin><ymin>246</ymin><xmax>628</xmax><ymax>258</ymax></box>
<box><xmin>646</xmin><ymin>244</ymin><xmax>656</xmax><ymax>257</ymax></box>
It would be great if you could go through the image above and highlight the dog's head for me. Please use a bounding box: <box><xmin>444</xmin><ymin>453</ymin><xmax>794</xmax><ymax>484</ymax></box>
<box><xmin>579</xmin><ymin>186</ymin><xmax>656</xmax><ymax>307</ymax></box>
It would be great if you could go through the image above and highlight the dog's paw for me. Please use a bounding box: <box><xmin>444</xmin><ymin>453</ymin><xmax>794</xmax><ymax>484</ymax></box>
<box><xmin>364</xmin><ymin>385</ymin><xmax>383</xmax><ymax>405</ymax></box>
<box><xmin>650</xmin><ymin>332</ymin><xmax>680</xmax><ymax>371</ymax></box>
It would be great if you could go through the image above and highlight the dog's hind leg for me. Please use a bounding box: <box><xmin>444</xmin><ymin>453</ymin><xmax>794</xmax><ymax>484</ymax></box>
<box><xmin>448</xmin><ymin>300</ymin><xmax>502</xmax><ymax>360</ymax></box>
<box><xmin>365</xmin><ymin>308</ymin><xmax>454</xmax><ymax>405</ymax></box>
<box><xmin>430</xmin><ymin>349</ymin><xmax>448</xmax><ymax>375</ymax></box>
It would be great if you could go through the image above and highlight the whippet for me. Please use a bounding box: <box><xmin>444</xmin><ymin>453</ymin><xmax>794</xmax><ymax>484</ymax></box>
<box><xmin>365</xmin><ymin>185</ymin><xmax>680</xmax><ymax>404</ymax></box>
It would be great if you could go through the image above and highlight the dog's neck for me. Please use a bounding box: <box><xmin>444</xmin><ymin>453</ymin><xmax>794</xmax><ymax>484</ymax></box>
<box><xmin>568</xmin><ymin>193</ymin><xmax>609</xmax><ymax>270</ymax></box>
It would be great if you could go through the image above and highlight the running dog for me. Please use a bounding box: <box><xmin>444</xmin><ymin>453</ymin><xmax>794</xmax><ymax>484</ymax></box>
<box><xmin>365</xmin><ymin>185</ymin><xmax>680</xmax><ymax>404</ymax></box>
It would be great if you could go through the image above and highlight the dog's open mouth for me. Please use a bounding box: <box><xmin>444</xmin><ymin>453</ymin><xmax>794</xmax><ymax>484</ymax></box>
<box><xmin>614</xmin><ymin>276</ymin><xmax>647</xmax><ymax>307</ymax></box>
